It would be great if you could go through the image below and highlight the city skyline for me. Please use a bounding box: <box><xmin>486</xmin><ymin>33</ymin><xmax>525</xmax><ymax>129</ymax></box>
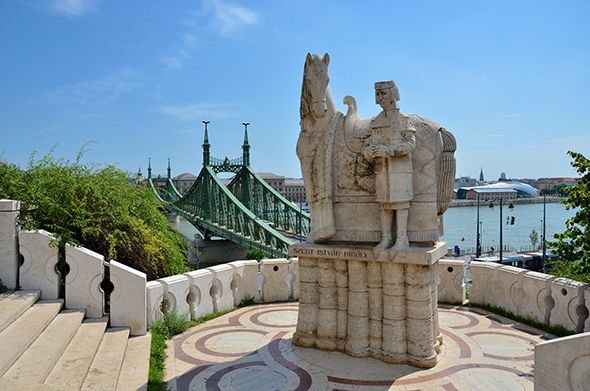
<box><xmin>1</xmin><ymin>1</ymin><xmax>589</xmax><ymax>180</ymax></box>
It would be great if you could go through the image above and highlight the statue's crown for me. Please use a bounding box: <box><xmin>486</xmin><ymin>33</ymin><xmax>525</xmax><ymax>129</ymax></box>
<box><xmin>375</xmin><ymin>80</ymin><xmax>397</xmax><ymax>90</ymax></box>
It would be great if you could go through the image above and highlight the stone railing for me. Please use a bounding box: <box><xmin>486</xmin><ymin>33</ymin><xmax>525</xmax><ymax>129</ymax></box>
<box><xmin>437</xmin><ymin>259</ymin><xmax>590</xmax><ymax>333</ymax></box>
<box><xmin>146</xmin><ymin>258</ymin><xmax>299</xmax><ymax>326</ymax></box>
<box><xmin>0</xmin><ymin>199</ymin><xmax>147</xmax><ymax>336</ymax></box>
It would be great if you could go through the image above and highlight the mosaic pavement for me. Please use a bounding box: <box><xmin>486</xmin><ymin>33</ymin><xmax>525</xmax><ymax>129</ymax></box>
<box><xmin>164</xmin><ymin>303</ymin><xmax>553</xmax><ymax>391</ymax></box>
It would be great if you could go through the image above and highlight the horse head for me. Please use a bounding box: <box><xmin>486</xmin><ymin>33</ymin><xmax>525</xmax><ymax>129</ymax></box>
<box><xmin>301</xmin><ymin>53</ymin><xmax>331</xmax><ymax>123</ymax></box>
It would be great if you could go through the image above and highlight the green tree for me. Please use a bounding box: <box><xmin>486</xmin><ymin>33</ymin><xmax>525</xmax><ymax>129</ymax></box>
<box><xmin>548</xmin><ymin>151</ymin><xmax>590</xmax><ymax>283</ymax></box>
<box><xmin>529</xmin><ymin>228</ymin><xmax>539</xmax><ymax>248</ymax></box>
<box><xmin>0</xmin><ymin>144</ymin><xmax>191</xmax><ymax>280</ymax></box>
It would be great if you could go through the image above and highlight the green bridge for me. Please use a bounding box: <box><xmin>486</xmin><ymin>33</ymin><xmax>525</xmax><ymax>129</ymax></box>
<box><xmin>148</xmin><ymin>123</ymin><xmax>310</xmax><ymax>259</ymax></box>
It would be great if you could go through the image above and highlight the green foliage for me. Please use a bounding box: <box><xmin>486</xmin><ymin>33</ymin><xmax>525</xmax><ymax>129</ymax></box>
<box><xmin>0</xmin><ymin>143</ymin><xmax>191</xmax><ymax>280</ymax></box>
<box><xmin>540</xmin><ymin>183</ymin><xmax>569</xmax><ymax>196</ymax></box>
<box><xmin>246</xmin><ymin>250</ymin><xmax>265</xmax><ymax>261</ymax></box>
<box><xmin>150</xmin><ymin>307</ymin><xmax>191</xmax><ymax>339</ymax></box>
<box><xmin>238</xmin><ymin>295</ymin><xmax>255</xmax><ymax>307</ymax></box>
<box><xmin>529</xmin><ymin>228</ymin><xmax>539</xmax><ymax>248</ymax></box>
<box><xmin>548</xmin><ymin>151</ymin><xmax>590</xmax><ymax>280</ymax></box>
<box><xmin>147</xmin><ymin>307</ymin><xmax>233</xmax><ymax>390</ymax></box>
<box><xmin>0</xmin><ymin>279</ymin><xmax>7</xmax><ymax>294</ymax></box>
<box><xmin>464</xmin><ymin>302</ymin><xmax>575</xmax><ymax>338</ymax></box>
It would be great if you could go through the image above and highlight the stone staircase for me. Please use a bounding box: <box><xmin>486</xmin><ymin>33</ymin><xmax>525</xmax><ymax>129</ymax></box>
<box><xmin>0</xmin><ymin>290</ymin><xmax>151</xmax><ymax>391</ymax></box>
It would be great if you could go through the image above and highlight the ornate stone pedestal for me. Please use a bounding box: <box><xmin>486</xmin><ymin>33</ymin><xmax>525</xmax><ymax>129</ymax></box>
<box><xmin>289</xmin><ymin>242</ymin><xmax>446</xmax><ymax>368</ymax></box>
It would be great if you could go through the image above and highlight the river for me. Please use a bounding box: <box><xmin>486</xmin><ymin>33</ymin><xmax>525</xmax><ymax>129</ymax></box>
<box><xmin>441</xmin><ymin>201</ymin><xmax>576</xmax><ymax>253</ymax></box>
<box><xmin>169</xmin><ymin>201</ymin><xmax>577</xmax><ymax>254</ymax></box>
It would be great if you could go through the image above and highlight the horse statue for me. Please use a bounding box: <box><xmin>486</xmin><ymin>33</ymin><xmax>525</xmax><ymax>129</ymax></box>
<box><xmin>297</xmin><ymin>53</ymin><xmax>456</xmax><ymax>247</ymax></box>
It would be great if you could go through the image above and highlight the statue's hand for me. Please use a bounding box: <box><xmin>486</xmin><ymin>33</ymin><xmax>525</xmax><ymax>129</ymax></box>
<box><xmin>393</xmin><ymin>144</ymin><xmax>411</xmax><ymax>156</ymax></box>
<box><xmin>373</xmin><ymin>145</ymin><xmax>393</xmax><ymax>157</ymax></box>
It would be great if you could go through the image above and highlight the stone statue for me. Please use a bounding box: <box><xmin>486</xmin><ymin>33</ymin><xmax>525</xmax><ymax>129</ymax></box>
<box><xmin>363</xmin><ymin>80</ymin><xmax>416</xmax><ymax>252</ymax></box>
<box><xmin>290</xmin><ymin>53</ymin><xmax>457</xmax><ymax>368</ymax></box>
<box><xmin>298</xmin><ymin>53</ymin><xmax>456</xmax><ymax>249</ymax></box>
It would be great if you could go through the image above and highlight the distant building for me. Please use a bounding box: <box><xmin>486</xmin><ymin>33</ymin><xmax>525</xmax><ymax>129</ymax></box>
<box><xmin>172</xmin><ymin>172</ymin><xmax>198</xmax><ymax>195</ymax></box>
<box><xmin>499</xmin><ymin>172</ymin><xmax>507</xmax><ymax>181</ymax></box>
<box><xmin>537</xmin><ymin>177</ymin><xmax>577</xmax><ymax>191</ymax></box>
<box><xmin>465</xmin><ymin>188</ymin><xmax>517</xmax><ymax>201</ymax></box>
<box><xmin>454</xmin><ymin>176</ymin><xmax>477</xmax><ymax>189</ymax></box>
<box><xmin>479</xmin><ymin>167</ymin><xmax>484</xmax><ymax>182</ymax></box>
<box><xmin>284</xmin><ymin>178</ymin><xmax>307</xmax><ymax>203</ymax></box>
<box><xmin>456</xmin><ymin>182</ymin><xmax>538</xmax><ymax>199</ymax></box>
<box><xmin>257</xmin><ymin>172</ymin><xmax>286</xmax><ymax>194</ymax></box>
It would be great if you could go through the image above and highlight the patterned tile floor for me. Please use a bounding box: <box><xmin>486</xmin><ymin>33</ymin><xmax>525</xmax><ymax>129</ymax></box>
<box><xmin>164</xmin><ymin>303</ymin><xmax>553</xmax><ymax>391</ymax></box>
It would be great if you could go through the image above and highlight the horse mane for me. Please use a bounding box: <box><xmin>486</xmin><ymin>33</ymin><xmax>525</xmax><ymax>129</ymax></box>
<box><xmin>300</xmin><ymin>63</ymin><xmax>314</xmax><ymax>127</ymax></box>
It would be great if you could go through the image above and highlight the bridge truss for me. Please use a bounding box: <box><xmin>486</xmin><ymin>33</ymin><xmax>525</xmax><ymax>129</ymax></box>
<box><xmin>148</xmin><ymin>123</ymin><xmax>310</xmax><ymax>259</ymax></box>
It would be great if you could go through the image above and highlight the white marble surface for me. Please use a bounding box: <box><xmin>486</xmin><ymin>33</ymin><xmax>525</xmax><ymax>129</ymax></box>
<box><xmin>0</xmin><ymin>200</ymin><xmax>20</xmax><ymax>290</ymax></box>
<box><xmin>18</xmin><ymin>230</ymin><xmax>60</xmax><ymax>300</ymax></box>
<box><xmin>110</xmin><ymin>260</ymin><xmax>146</xmax><ymax>335</ymax></box>
<box><xmin>64</xmin><ymin>243</ymin><xmax>103</xmax><ymax>318</ymax></box>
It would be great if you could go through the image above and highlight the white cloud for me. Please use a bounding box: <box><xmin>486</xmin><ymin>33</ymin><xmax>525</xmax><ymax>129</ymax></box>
<box><xmin>203</xmin><ymin>0</ymin><xmax>258</xmax><ymax>36</ymax></box>
<box><xmin>33</xmin><ymin>0</ymin><xmax>99</xmax><ymax>18</ymax></box>
<box><xmin>40</xmin><ymin>68</ymin><xmax>141</xmax><ymax>105</ymax></box>
<box><xmin>161</xmin><ymin>57</ymin><xmax>184</xmax><ymax>71</ymax></box>
<box><xmin>158</xmin><ymin>103</ymin><xmax>238</xmax><ymax>120</ymax></box>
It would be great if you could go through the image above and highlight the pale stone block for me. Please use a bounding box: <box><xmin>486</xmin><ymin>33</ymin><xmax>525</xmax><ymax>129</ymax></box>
<box><xmin>0</xmin><ymin>200</ymin><xmax>20</xmax><ymax>290</ymax></box>
<box><xmin>158</xmin><ymin>274</ymin><xmax>190</xmax><ymax>317</ymax></box>
<box><xmin>206</xmin><ymin>264</ymin><xmax>235</xmax><ymax>311</ymax></box>
<box><xmin>495</xmin><ymin>265</ymin><xmax>528</xmax><ymax>316</ymax></box>
<box><xmin>234</xmin><ymin>260</ymin><xmax>260</xmax><ymax>303</ymax></box>
<box><xmin>261</xmin><ymin>259</ymin><xmax>290</xmax><ymax>303</ymax></box>
<box><xmin>534</xmin><ymin>331</ymin><xmax>590</xmax><ymax>391</ymax></box>
<box><xmin>299</xmin><ymin>282</ymin><xmax>319</xmax><ymax>304</ymax></box>
<box><xmin>521</xmin><ymin>271</ymin><xmax>555</xmax><ymax>323</ymax></box>
<box><xmin>550</xmin><ymin>277</ymin><xmax>588</xmax><ymax>331</ymax></box>
<box><xmin>228</xmin><ymin>261</ymin><xmax>248</xmax><ymax>307</ymax></box>
<box><xmin>437</xmin><ymin>259</ymin><xmax>465</xmax><ymax>303</ymax></box>
<box><xmin>317</xmin><ymin>286</ymin><xmax>337</xmax><ymax>309</ymax></box>
<box><xmin>183</xmin><ymin>269</ymin><xmax>214</xmax><ymax>319</ymax></box>
<box><xmin>18</xmin><ymin>230</ymin><xmax>60</xmax><ymax>299</ymax></box>
<box><xmin>348</xmin><ymin>291</ymin><xmax>369</xmax><ymax>317</ymax></box>
<box><xmin>64</xmin><ymin>243</ymin><xmax>103</xmax><ymax>318</ymax></box>
<box><xmin>291</xmin><ymin>258</ymin><xmax>300</xmax><ymax>300</ymax></box>
<box><xmin>146</xmin><ymin>280</ymin><xmax>164</xmax><ymax>328</ymax></box>
<box><xmin>110</xmin><ymin>260</ymin><xmax>146</xmax><ymax>335</ymax></box>
<box><xmin>467</xmin><ymin>261</ymin><xmax>502</xmax><ymax>306</ymax></box>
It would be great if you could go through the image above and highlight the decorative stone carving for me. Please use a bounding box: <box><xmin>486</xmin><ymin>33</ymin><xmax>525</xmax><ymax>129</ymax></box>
<box><xmin>292</xmin><ymin>53</ymin><xmax>456</xmax><ymax>368</ymax></box>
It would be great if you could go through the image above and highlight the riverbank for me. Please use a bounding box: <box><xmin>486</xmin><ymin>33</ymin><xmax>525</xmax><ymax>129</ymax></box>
<box><xmin>449</xmin><ymin>196</ymin><xmax>564</xmax><ymax>208</ymax></box>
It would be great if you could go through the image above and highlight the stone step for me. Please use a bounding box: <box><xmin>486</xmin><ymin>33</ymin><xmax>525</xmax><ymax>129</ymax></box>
<box><xmin>2</xmin><ymin>308</ymin><xmax>86</xmax><ymax>384</ymax></box>
<box><xmin>0</xmin><ymin>377</ymin><xmax>79</xmax><ymax>391</ymax></box>
<box><xmin>116</xmin><ymin>332</ymin><xmax>151</xmax><ymax>391</ymax></box>
<box><xmin>0</xmin><ymin>290</ymin><xmax>41</xmax><ymax>333</ymax></box>
<box><xmin>0</xmin><ymin>299</ymin><xmax>63</xmax><ymax>377</ymax></box>
<box><xmin>44</xmin><ymin>316</ymin><xmax>109</xmax><ymax>389</ymax></box>
<box><xmin>81</xmin><ymin>327</ymin><xmax>131</xmax><ymax>391</ymax></box>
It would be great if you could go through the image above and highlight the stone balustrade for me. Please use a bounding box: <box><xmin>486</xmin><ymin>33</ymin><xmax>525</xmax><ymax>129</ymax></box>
<box><xmin>146</xmin><ymin>258</ymin><xmax>299</xmax><ymax>325</ymax></box>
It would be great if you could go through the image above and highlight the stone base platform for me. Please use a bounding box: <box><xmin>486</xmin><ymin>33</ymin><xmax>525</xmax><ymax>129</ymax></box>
<box><xmin>164</xmin><ymin>302</ymin><xmax>550</xmax><ymax>390</ymax></box>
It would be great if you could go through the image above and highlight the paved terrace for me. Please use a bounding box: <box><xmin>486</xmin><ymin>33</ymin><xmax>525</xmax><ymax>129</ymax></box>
<box><xmin>164</xmin><ymin>302</ymin><xmax>553</xmax><ymax>391</ymax></box>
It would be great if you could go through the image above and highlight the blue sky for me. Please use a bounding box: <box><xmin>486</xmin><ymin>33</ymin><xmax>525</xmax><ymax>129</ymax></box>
<box><xmin>1</xmin><ymin>0</ymin><xmax>589</xmax><ymax>181</ymax></box>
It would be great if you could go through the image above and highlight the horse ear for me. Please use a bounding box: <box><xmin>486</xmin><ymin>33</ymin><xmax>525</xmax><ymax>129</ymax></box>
<box><xmin>323</xmin><ymin>53</ymin><xmax>330</xmax><ymax>66</ymax></box>
<box><xmin>306</xmin><ymin>53</ymin><xmax>313</xmax><ymax>64</ymax></box>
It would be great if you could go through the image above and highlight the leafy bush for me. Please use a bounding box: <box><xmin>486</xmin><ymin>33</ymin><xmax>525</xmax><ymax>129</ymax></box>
<box><xmin>246</xmin><ymin>250</ymin><xmax>265</xmax><ymax>261</ymax></box>
<box><xmin>548</xmin><ymin>151</ymin><xmax>590</xmax><ymax>282</ymax></box>
<box><xmin>0</xmin><ymin>143</ymin><xmax>191</xmax><ymax>280</ymax></box>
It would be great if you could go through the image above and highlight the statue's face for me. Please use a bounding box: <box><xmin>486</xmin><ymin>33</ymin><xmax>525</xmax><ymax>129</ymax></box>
<box><xmin>375</xmin><ymin>88</ymin><xmax>394</xmax><ymax>110</ymax></box>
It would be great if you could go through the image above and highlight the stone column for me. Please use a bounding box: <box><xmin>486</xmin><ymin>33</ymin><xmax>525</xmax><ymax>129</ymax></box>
<box><xmin>367</xmin><ymin>261</ymin><xmax>382</xmax><ymax>351</ymax></box>
<box><xmin>431</xmin><ymin>262</ymin><xmax>442</xmax><ymax>351</ymax></box>
<box><xmin>317</xmin><ymin>259</ymin><xmax>337</xmax><ymax>349</ymax></box>
<box><xmin>294</xmin><ymin>257</ymin><xmax>319</xmax><ymax>347</ymax></box>
<box><xmin>0</xmin><ymin>200</ymin><xmax>20</xmax><ymax>290</ymax></box>
<box><xmin>382</xmin><ymin>262</ymin><xmax>406</xmax><ymax>363</ymax></box>
<box><xmin>335</xmin><ymin>259</ymin><xmax>348</xmax><ymax>351</ymax></box>
<box><xmin>346</xmin><ymin>260</ymin><xmax>369</xmax><ymax>357</ymax></box>
<box><xmin>405</xmin><ymin>263</ymin><xmax>435</xmax><ymax>366</ymax></box>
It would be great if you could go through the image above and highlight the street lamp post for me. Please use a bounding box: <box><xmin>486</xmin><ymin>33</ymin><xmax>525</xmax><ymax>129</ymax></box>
<box><xmin>476</xmin><ymin>193</ymin><xmax>481</xmax><ymax>258</ymax></box>
<box><xmin>489</xmin><ymin>198</ymin><xmax>514</xmax><ymax>262</ymax></box>
<box><xmin>542</xmin><ymin>195</ymin><xmax>547</xmax><ymax>272</ymax></box>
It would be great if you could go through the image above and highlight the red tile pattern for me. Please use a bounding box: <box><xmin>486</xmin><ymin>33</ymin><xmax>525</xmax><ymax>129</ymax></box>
<box><xmin>167</xmin><ymin>303</ymin><xmax>546</xmax><ymax>390</ymax></box>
